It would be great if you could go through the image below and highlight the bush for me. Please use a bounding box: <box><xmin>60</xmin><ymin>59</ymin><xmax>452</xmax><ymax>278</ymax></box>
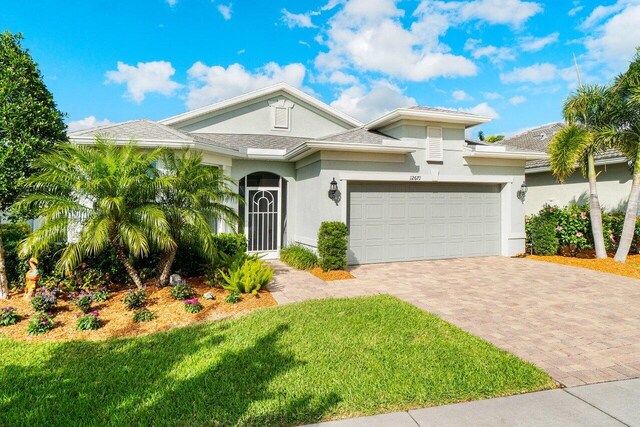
<box><xmin>27</xmin><ymin>312</ymin><xmax>54</xmax><ymax>335</ymax></box>
<box><xmin>133</xmin><ymin>308</ymin><xmax>156</xmax><ymax>323</ymax></box>
<box><xmin>280</xmin><ymin>244</ymin><xmax>319</xmax><ymax>270</ymax></box>
<box><xmin>123</xmin><ymin>290</ymin><xmax>147</xmax><ymax>310</ymax></box>
<box><xmin>0</xmin><ymin>222</ymin><xmax>30</xmax><ymax>286</ymax></box>
<box><xmin>317</xmin><ymin>221</ymin><xmax>348</xmax><ymax>271</ymax></box>
<box><xmin>31</xmin><ymin>287</ymin><xmax>60</xmax><ymax>312</ymax></box>
<box><xmin>71</xmin><ymin>291</ymin><xmax>94</xmax><ymax>313</ymax></box>
<box><xmin>220</xmin><ymin>258</ymin><xmax>273</xmax><ymax>295</ymax></box>
<box><xmin>92</xmin><ymin>288</ymin><xmax>109</xmax><ymax>303</ymax></box>
<box><xmin>183</xmin><ymin>298</ymin><xmax>203</xmax><ymax>314</ymax></box>
<box><xmin>0</xmin><ymin>307</ymin><xmax>19</xmax><ymax>326</ymax></box>
<box><xmin>76</xmin><ymin>311</ymin><xmax>101</xmax><ymax>331</ymax></box>
<box><xmin>528</xmin><ymin>215</ymin><xmax>559</xmax><ymax>256</ymax></box>
<box><xmin>207</xmin><ymin>234</ymin><xmax>249</xmax><ymax>286</ymax></box>
<box><xmin>224</xmin><ymin>292</ymin><xmax>241</xmax><ymax>304</ymax></box>
<box><xmin>170</xmin><ymin>281</ymin><xmax>195</xmax><ymax>300</ymax></box>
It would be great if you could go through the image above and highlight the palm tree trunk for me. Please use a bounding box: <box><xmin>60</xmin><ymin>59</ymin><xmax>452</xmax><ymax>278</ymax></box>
<box><xmin>614</xmin><ymin>154</ymin><xmax>640</xmax><ymax>263</ymax></box>
<box><xmin>587</xmin><ymin>153</ymin><xmax>607</xmax><ymax>259</ymax></box>
<box><xmin>0</xmin><ymin>226</ymin><xmax>9</xmax><ymax>299</ymax></box>
<box><xmin>157</xmin><ymin>248</ymin><xmax>178</xmax><ymax>287</ymax></box>
<box><xmin>113</xmin><ymin>242</ymin><xmax>144</xmax><ymax>289</ymax></box>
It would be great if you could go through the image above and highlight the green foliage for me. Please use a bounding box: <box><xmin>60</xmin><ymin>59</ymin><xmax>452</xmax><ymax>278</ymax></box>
<box><xmin>133</xmin><ymin>308</ymin><xmax>156</xmax><ymax>323</ymax></box>
<box><xmin>183</xmin><ymin>298</ymin><xmax>203</xmax><ymax>314</ymax></box>
<box><xmin>72</xmin><ymin>291</ymin><xmax>93</xmax><ymax>313</ymax></box>
<box><xmin>220</xmin><ymin>258</ymin><xmax>273</xmax><ymax>295</ymax></box>
<box><xmin>549</xmin><ymin>125</ymin><xmax>593</xmax><ymax>182</ymax></box>
<box><xmin>528</xmin><ymin>215</ymin><xmax>559</xmax><ymax>256</ymax></box>
<box><xmin>123</xmin><ymin>290</ymin><xmax>147</xmax><ymax>310</ymax></box>
<box><xmin>92</xmin><ymin>288</ymin><xmax>109</xmax><ymax>303</ymax></box>
<box><xmin>0</xmin><ymin>222</ymin><xmax>30</xmax><ymax>285</ymax></box>
<box><xmin>485</xmin><ymin>134</ymin><xmax>504</xmax><ymax>143</ymax></box>
<box><xmin>224</xmin><ymin>291</ymin><xmax>241</xmax><ymax>304</ymax></box>
<box><xmin>280</xmin><ymin>244</ymin><xmax>318</xmax><ymax>270</ymax></box>
<box><xmin>0</xmin><ymin>307</ymin><xmax>19</xmax><ymax>326</ymax></box>
<box><xmin>317</xmin><ymin>221</ymin><xmax>349</xmax><ymax>271</ymax></box>
<box><xmin>27</xmin><ymin>312</ymin><xmax>54</xmax><ymax>335</ymax></box>
<box><xmin>30</xmin><ymin>287</ymin><xmax>59</xmax><ymax>312</ymax></box>
<box><xmin>170</xmin><ymin>282</ymin><xmax>195</xmax><ymax>301</ymax></box>
<box><xmin>76</xmin><ymin>311</ymin><xmax>101</xmax><ymax>331</ymax></box>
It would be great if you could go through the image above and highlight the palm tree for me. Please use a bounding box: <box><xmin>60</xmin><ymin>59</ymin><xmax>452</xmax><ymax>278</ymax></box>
<box><xmin>598</xmin><ymin>49</ymin><xmax>640</xmax><ymax>262</ymax></box>
<box><xmin>549</xmin><ymin>84</ymin><xmax>613</xmax><ymax>259</ymax></box>
<box><xmin>16</xmin><ymin>138</ymin><xmax>174</xmax><ymax>288</ymax></box>
<box><xmin>156</xmin><ymin>150</ymin><xmax>240</xmax><ymax>286</ymax></box>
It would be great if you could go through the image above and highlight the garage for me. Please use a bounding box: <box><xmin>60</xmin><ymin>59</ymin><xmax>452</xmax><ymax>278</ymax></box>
<box><xmin>348</xmin><ymin>181</ymin><xmax>502</xmax><ymax>264</ymax></box>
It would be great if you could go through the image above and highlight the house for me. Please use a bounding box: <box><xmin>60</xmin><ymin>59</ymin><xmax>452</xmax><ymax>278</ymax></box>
<box><xmin>501</xmin><ymin>123</ymin><xmax>632</xmax><ymax>216</ymax></box>
<box><xmin>68</xmin><ymin>83</ymin><xmax>545</xmax><ymax>264</ymax></box>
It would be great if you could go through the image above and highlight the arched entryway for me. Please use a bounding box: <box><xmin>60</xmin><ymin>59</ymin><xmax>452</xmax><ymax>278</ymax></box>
<box><xmin>239</xmin><ymin>172</ymin><xmax>288</xmax><ymax>254</ymax></box>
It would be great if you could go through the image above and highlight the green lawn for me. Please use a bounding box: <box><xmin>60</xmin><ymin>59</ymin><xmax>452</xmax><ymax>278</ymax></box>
<box><xmin>0</xmin><ymin>295</ymin><xmax>554</xmax><ymax>426</ymax></box>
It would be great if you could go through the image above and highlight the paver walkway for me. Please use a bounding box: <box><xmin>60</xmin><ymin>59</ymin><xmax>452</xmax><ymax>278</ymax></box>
<box><xmin>268</xmin><ymin>257</ymin><xmax>640</xmax><ymax>387</ymax></box>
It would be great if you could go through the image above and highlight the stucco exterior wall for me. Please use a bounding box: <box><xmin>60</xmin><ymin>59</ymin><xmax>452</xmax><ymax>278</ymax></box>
<box><xmin>525</xmin><ymin>162</ymin><xmax>632</xmax><ymax>215</ymax></box>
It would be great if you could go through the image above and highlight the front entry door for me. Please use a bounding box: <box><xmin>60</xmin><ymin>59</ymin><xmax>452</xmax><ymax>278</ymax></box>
<box><xmin>246</xmin><ymin>187</ymin><xmax>280</xmax><ymax>252</ymax></box>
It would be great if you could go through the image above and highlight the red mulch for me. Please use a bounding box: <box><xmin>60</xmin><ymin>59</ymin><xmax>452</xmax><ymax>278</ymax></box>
<box><xmin>0</xmin><ymin>277</ymin><xmax>277</xmax><ymax>342</ymax></box>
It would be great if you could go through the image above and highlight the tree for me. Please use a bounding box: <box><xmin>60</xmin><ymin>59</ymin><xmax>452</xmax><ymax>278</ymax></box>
<box><xmin>485</xmin><ymin>134</ymin><xmax>505</xmax><ymax>143</ymax></box>
<box><xmin>599</xmin><ymin>49</ymin><xmax>640</xmax><ymax>262</ymax></box>
<box><xmin>478</xmin><ymin>130</ymin><xmax>485</xmax><ymax>141</ymax></box>
<box><xmin>549</xmin><ymin>84</ymin><xmax>612</xmax><ymax>259</ymax></box>
<box><xmin>16</xmin><ymin>139</ymin><xmax>174</xmax><ymax>289</ymax></box>
<box><xmin>0</xmin><ymin>31</ymin><xmax>67</xmax><ymax>299</ymax></box>
<box><xmin>155</xmin><ymin>150</ymin><xmax>239</xmax><ymax>286</ymax></box>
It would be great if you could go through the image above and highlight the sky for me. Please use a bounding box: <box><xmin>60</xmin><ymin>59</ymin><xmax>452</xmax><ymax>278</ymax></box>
<box><xmin>2</xmin><ymin>0</ymin><xmax>640</xmax><ymax>138</ymax></box>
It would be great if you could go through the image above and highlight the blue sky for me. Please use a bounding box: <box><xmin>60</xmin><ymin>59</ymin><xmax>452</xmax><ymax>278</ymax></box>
<box><xmin>2</xmin><ymin>0</ymin><xmax>640</xmax><ymax>138</ymax></box>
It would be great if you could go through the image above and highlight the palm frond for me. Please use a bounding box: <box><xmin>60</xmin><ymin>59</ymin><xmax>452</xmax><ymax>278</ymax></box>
<box><xmin>549</xmin><ymin>125</ymin><xmax>593</xmax><ymax>182</ymax></box>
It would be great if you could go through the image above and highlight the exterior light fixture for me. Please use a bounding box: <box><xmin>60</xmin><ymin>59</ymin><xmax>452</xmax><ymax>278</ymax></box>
<box><xmin>517</xmin><ymin>181</ymin><xmax>528</xmax><ymax>202</ymax></box>
<box><xmin>328</xmin><ymin>178</ymin><xmax>338</xmax><ymax>200</ymax></box>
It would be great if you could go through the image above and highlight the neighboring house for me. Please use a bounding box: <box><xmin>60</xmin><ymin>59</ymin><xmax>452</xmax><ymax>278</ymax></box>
<box><xmin>501</xmin><ymin>123</ymin><xmax>633</xmax><ymax>215</ymax></box>
<box><xmin>68</xmin><ymin>83</ymin><xmax>545</xmax><ymax>264</ymax></box>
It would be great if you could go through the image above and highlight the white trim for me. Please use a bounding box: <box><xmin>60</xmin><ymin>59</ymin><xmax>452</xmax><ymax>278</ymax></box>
<box><xmin>365</xmin><ymin>108</ymin><xmax>491</xmax><ymax>130</ymax></box>
<box><xmin>337</xmin><ymin>171</ymin><xmax>514</xmax><ymax>184</ymax></box>
<box><xmin>286</xmin><ymin>141</ymin><xmax>415</xmax><ymax>162</ymax></box>
<box><xmin>509</xmin><ymin>232</ymin><xmax>526</xmax><ymax>239</ymax></box>
<box><xmin>500</xmin><ymin>183</ymin><xmax>511</xmax><ymax>256</ymax></box>
<box><xmin>526</xmin><ymin>156</ymin><xmax>627</xmax><ymax>174</ymax></box>
<box><xmin>463</xmin><ymin>146</ymin><xmax>548</xmax><ymax>161</ymax></box>
<box><xmin>159</xmin><ymin>82</ymin><xmax>362</xmax><ymax>128</ymax></box>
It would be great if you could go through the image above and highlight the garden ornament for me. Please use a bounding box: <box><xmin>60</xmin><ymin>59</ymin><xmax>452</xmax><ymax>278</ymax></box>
<box><xmin>24</xmin><ymin>257</ymin><xmax>41</xmax><ymax>299</ymax></box>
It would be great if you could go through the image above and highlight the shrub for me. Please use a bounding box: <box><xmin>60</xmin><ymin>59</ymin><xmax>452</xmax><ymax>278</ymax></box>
<box><xmin>317</xmin><ymin>221</ymin><xmax>349</xmax><ymax>271</ymax></box>
<box><xmin>220</xmin><ymin>258</ymin><xmax>273</xmax><ymax>295</ymax></box>
<box><xmin>31</xmin><ymin>287</ymin><xmax>60</xmax><ymax>312</ymax></box>
<box><xmin>280</xmin><ymin>244</ymin><xmax>319</xmax><ymax>270</ymax></box>
<box><xmin>184</xmin><ymin>298</ymin><xmax>203</xmax><ymax>314</ymax></box>
<box><xmin>92</xmin><ymin>288</ymin><xmax>110</xmax><ymax>303</ymax></box>
<box><xmin>133</xmin><ymin>308</ymin><xmax>156</xmax><ymax>323</ymax></box>
<box><xmin>0</xmin><ymin>307</ymin><xmax>19</xmax><ymax>326</ymax></box>
<box><xmin>123</xmin><ymin>290</ymin><xmax>147</xmax><ymax>310</ymax></box>
<box><xmin>225</xmin><ymin>292</ymin><xmax>241</xmax><ymax>304</ymax></box>
<box><xmin>0</xmin><ymin>222</ymin><xmax>30</xmax><ymax>285</ymax></box>
<box><xmin>528</xmin><ymin>215</ymin><xmax>559</xmax><ymax>256</ymax></box>
<box><xmin>27</xmin><ymin>312</ymin><xmax>54</xmax><ymax>335</ymax></box>
<box><xmin>76</xmin><ymin>311</ymin><xmax>101</xmax><ymax>331</ymax></box>
<box><xmin>170</xmin><ymin>281</ymin><xmax>196</xmax><ymax>300</ymax></box>
<box><xmin>71</xmin><ymin>290</ymin><xmax>94</xmax><ymax>313</ymax></box>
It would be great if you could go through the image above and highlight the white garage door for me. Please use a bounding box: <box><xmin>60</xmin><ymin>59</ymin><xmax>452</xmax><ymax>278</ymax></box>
<box><xmin>348</xmin><ymin>182</ymin><xmax>501</xmax><ymax>264</ymax></box>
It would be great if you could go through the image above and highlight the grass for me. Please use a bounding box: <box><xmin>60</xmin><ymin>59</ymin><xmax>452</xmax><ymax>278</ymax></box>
<box><xmin>530</xmin><ymin>254</ymin><xmax>640</xmax><ymax>280</ymax></box>
<box><xmin>0</xmin><ymin>295</ymin><xmax>554</xmax><ymax>426</ymax></box>
<box><xmin>279</xmin><ymin>244</ymin><xmax>319</xmax><ymax>270</ymax></box>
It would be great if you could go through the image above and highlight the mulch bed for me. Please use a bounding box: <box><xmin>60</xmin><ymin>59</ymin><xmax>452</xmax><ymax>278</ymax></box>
<box><xmin>310</xmin><ymin>267</ymin><xmax>355</xmax><ymax>281</ymax></box>
<box><xmin>0</xmin><ymin>277</ymin><xmax>277</xmax><ymax>342</ymax></box>
<box><xmin>529</xmin><ymin>254</ymin><xmax>640</xmax><ymax>280</ymax></box>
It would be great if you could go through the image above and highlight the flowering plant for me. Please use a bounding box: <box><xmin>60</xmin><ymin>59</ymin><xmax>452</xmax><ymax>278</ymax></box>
<box><xmin>170</xmin><ymin>282</ymin><xmax>195</xmax><ymax>301</ymax></box>
<box><xmin>27</xmin><ymin>312</ymin><xmax>55</xmax><ymax>335</ymax></box>
<box><xmin>183</xmin><ymin>298</ymin><xmax>203</xmax><ymax>314</ymax></box>
<box><xmin>133</xmin><ymin>308</ymin><xmax>156</xmax><ymax>323</ymax></box>
<box><xmin>123</xmin><ymin>290</ymin><xmax>147</xmax><ymax>310</ymax></box>
<box><xmin>0</xmin><ymin>307</ymin><xmax>19</xmax><ymax>326</ymax></box>
<box><xmin>92</xmin><ymin>287</ymin><xmax>110</xmax><ymax>303</ymax></box>
<box><xmin>76</xmin><ymin>311</ymin><xmax>101</xmax><ymax>331</ymax></box>
<box><xmin>31</xmin><ymin>287</ymin><xmax>60</xmax><ymax>313</ymax></box>
<box><xmin>71</xmin><ymin>290</ymin><xmax>94</xmax><ymax>313</ymax></box>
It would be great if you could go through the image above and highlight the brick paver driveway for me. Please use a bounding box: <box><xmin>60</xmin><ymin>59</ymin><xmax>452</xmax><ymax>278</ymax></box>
<box><xmin>268</xmin><ymin>257</ymin><xmax>640</xmax><ymax>387</ymax></box>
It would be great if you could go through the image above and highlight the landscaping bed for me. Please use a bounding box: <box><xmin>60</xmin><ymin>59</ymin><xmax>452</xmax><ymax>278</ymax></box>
<box><xmin>0</xmin><ymin>277</ymin><xmax>276</xmax><ymax>342</ymax></box>
<box><xmin>309</xmin><ymin>267</ymin><xmax>355</xmax><ymax>281</ymax></box>
<box><xmin>0</xmin><ymin>295</ymin><xmax>555</xmax><ymax>426</ymax></box>
<box><xmin>529</xmin><ymin>255</ymin><xmax>640</xmax><ymax>280</ymax></box>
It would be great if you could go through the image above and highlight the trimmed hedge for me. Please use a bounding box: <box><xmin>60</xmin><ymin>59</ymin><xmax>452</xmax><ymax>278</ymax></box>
<box><xmin>317</xmin><ymin>221</ymin><xmax>348</xmax><ymax>271</ymax></box>
<box><xmin>528</xmin><ymin>215</ymin><xmax>559</xmax><ymax>256</ymax></box>
<box><xmin>280</xmin><ymin>244</ymin><xmax>319</xmax><ymax>270</ymax></box>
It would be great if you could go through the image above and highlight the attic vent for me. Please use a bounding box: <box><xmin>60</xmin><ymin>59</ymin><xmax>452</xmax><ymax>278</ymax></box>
<box><xmin>426</xmin><ymin>126</ymin><xmax>443</xmax><ymax>162</ymax></box>
<box><xmin>274</xmin><ymin>107</ymin><xmax>289</xmax><ymax>129</ymax></box>
<box><xmin>269</xmin><ymin>98</ymin><xmax>294</xmax><ymax>131</ymax></box>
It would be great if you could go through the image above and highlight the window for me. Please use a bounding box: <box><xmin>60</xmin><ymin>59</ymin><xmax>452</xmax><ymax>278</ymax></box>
<box><xmin>426</xmin><ymin>126</ymin><xmax>443</xmax><ymax>162</ymax></box>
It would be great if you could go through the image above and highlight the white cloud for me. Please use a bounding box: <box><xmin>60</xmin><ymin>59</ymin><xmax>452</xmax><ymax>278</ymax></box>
<box><xmin>186</xmin><ymin>62</ymin><xmax>307</xmax><ymax>109</ymax></box>
<box><xmin>67</xmin><ymin>116</ymin><xmax>113</xmax><ymax>132</ymax></box>
<box><xmin>509</xmin><ymin>95</ymin><xmax>527</xmax><ymax>105</ymax></box>
<box><xmin>327</xmin><ymin>71</ymin><xmax>359</xmax><ymax>85</ymax></box>
<box><xmin>237</xmin><ymin>49</ymin><xmax>245</xmax><ymax>54</ymax></box>
<box><xmin>217</xmin><ymin>4</ymin><xmax>232</xmax><ymax>20</ymax></box>
<box><xmin>483</xmin><ymin>91</ymin><xmax>503</xmax><ymax>100</ymax></box>
<box><xmin>105</xmin><ymin>61</ymin><xmax>182</xmax><ymax>103</ymax></box>
<box><xmin>452</xmin><ymin>90</ymin><xmax>472</xmax><ymax>101</ymax></box>
<box><xmin>518</xmin><ymin>32</ymin><xmax>559</xmax><ymax>52</ymax></box>
<box><xmin>579</xmin><ymin>0</ymin><xmax>632</xmax><ymax>29</ymax></box>
<box><xmin>166</xmin><ymin>0</ymin><xmax>177</xmax><ymax>6</ymax></box>
<box><xmin>454</xmin><ymin>0</ymin><xmax>543</xmax><ymax>27</ymax></box>
<box><xmin>315</xmin><ymin>0</ymin><xmax>477</xmax><ymax>81</ymax></box>
<box><xmin>299</xmin><ymin>40</ymin><xmax>311</xmax><ymax>47</ymax></box>
<box><xmin>281</xmin><ymin>9</ymin><xmax>317</xmax><ymax>28</ymax></box>
<box><xmin>464</xmin><ymin>38</ymin><xmax>515</xmax><ymax>64</ymax></box>
<box><xmin>461</xmin><ymin>102</ymin><xmax>500</xmax><ymax>119</ymax></box>
<box><xmin>569</xmin><ymin>5</ymin><xmax>584</xmax><ymax>16</ymax></box>
<box><xmin>584</xmin><ymin>3</ymin><xmax>640</xmax><ymax>69</ymax></box>
<box><xmin>330</xmin><ymin>81</ymin><xmax>416</xmax><ymax>122</ymax></box>
<box><xmin>500</xmin><ymin>63</ymin><xmax>558</xmax><ymax>84</ymax></box>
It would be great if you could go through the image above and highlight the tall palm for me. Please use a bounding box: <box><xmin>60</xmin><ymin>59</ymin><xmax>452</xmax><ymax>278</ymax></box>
<box><xmin>599</xmin><ymin>49</ymin><xmax>640</xmax><ymax>262</ymax></box>
<box><xmin>16</xmin><ymin>138</ymin><xmax>174</xmax><ymax>288</ymax></box>
<box><xmin>156</xmin><ymin>150</ymin><xmax>240</xmax><ymax>286</ymax></box>
<box><xmin>549</xmin><ymin>84</ymin><xmax>613</xmax><ymax>258</ymax></box>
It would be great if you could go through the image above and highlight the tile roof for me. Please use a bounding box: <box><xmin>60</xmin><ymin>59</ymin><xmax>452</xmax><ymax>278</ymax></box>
<box><xmin>68</xmin><ymin>119</ymin><xmax>193</xmax><ymax>142</ymax></box>
<box><xmin>318</xmin><ymin>127</ymin><xmax>397</xmax><ymax>144</ymax></box>
<box><xmin>408</xmin><ymin>106</ymin><xmax>479</xmax><ymax>116</ymax></box>
<box><xmin>191</xmin><ymin>133</ymin><xmax>309</xmax><ymax>151</ymax></box>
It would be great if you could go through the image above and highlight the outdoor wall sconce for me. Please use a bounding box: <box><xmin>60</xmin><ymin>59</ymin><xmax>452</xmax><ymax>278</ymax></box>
<box><xmin>517</xmin><ymin>181</ymin><xmax>528</xmax><ymax>202</ymax></box>
<box><xmin>328</xmin><ymin>178</ymin><xmax>338</xmax><ymax>201</ymax></box>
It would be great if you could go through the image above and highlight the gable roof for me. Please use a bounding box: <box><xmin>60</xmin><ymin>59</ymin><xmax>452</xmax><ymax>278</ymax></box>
<box><xmin>68</xmin><ymin>119</ymin><xmax>194</xmax><ymax>143</ymax></box>
<box><xmin>318</xmin><ymin>127</ymin><xmax>396</xmax><ymax>144</ymax></box>
<box><xmin>365</xmin><ymin>106</ymin><xmax>491</xmax><ymax>130</ymax></box>
<box><xmin>159</xmin><ymin>82</ymin><xmax>362</xmax><ymax>128</ymax></box>
<box><xmin>192</xmin><ymin>133</ymin><xmax>308</xmax><ymax>151</ymax></box>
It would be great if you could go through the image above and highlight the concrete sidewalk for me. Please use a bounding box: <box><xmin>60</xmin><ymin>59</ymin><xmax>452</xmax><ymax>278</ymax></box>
<box><xmin>304</xmin><ymin>378</ymin><xmax>640</xmax><ymax>427</ymax></box>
